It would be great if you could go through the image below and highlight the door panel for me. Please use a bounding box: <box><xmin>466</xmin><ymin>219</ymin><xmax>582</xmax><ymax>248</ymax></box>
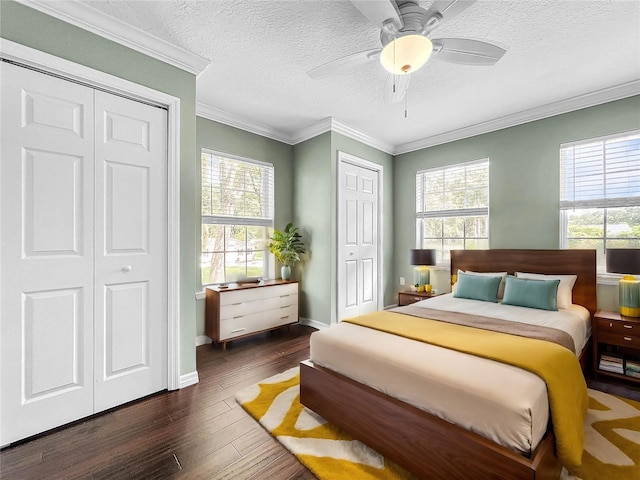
<box><xmin>23</xmin><ymin>288</ymin><xmax>85</xmax><ymax>400</ymax></box>
<box><xmin>1</xmin><ymin>62</ymin><xmax>95</xmax><ymax>445</ymax></box>
<box><xmin>104</xmin><ymin>282</ymin><xmax>149</xmax><ymax>377</ymax></box>
<box><xmin>105</xmin><ymin>160</ymin><xmax>149</xmax><ymax>253</ymax></box>
<box><xmin>94</xmin><ymin>91</ymin><xmax>167</xmax><ymax>412</ymax></box>
<box><xmin>24</xmin><ymin>149</ymin><xmax>84</xmax><ymax>256</ymax></box>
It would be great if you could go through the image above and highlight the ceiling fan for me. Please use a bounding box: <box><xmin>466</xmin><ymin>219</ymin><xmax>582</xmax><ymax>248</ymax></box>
<box><xmin>308</xmin><ymin>0</ymin><xmax>506</xmax><ymax>103</ymax></box>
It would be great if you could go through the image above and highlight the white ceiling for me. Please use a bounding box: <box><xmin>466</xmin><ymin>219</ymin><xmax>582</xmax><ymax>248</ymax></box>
<box><xmin>35</xmin><ymin>0</ymin><xmax>640</xmax><ymax>153</ymax></box>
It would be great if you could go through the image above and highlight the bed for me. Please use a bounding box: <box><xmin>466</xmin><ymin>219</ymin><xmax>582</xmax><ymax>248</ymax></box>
<box><xmin>299</xmin><ymin>249</ymin><xmax>596</xmax><ymax>480</ymax></box>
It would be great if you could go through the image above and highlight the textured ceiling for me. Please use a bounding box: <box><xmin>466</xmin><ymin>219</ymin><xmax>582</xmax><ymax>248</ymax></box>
<box><xmin>84</xmin><ymin>0</ymin><xmax>640</xmax><ymax>150</ymax></box>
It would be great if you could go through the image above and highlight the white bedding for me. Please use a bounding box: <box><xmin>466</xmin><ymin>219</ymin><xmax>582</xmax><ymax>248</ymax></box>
<box><xmin>309</xmin><ymin>294</ymin><xmax>591</xmax><ymax>455</ymax></box>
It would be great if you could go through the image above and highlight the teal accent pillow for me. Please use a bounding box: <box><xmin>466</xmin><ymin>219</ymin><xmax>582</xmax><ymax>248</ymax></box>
<box><xmin>502</xmin><ymin>276</ymin><xmax>560</xmax><ymax>311</ymax></box>
<box><xmin>453</xmin><ymin>272</ymin><xmax>502</xmax><ymax>303</ymax></box>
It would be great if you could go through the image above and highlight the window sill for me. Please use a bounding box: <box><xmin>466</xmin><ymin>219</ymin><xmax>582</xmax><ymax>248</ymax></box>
<box><xmin>195</xmin><ymin>290</ymin><xmax>206</xmax><ymax>300</ymax></box>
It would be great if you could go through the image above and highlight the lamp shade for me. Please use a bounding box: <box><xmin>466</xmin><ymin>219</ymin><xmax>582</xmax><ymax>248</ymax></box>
<box><xmin>380</xmin><ymin>34</ymin><xmax>433</xmax><ymax>75</ymax></box>
<box><xmin>606</xmin><ymin>249</ymin><xmax>640</xmax><ymax>274</ymax></box>
<box><xmin>410</xmin><ymin>249</ymin><xmax>436</xmax><ymax>266</ymax></box>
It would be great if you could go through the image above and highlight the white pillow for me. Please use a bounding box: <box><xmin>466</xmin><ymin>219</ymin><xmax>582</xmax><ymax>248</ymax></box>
<box><xmin>515</xmin><ymin>272</ymin><xmax>577</xmax><ymax>309</ymax></box>
<box><xmin>458</xmin><ymin>270</ymin><xmax>508</xmax><ymax>299</ymax></box>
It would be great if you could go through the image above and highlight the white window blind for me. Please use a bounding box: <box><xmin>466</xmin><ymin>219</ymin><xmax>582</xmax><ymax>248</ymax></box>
<box><xmin>416</xmin><ymin>160</ymin><xmax>489</xmax><ymax>218</ymax></box>
<box><xmin>560</xmin><ymin>131</ymin><xmax>640</xmax><ymax>210</ymax></box>
<box><xmin>201</xmin><ymin>151</ymin><xmax>274</xmax><ymax>226</ymax></box>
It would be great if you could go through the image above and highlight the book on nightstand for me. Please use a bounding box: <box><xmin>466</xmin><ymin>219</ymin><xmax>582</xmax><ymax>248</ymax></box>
<box><xmin>625</xmin><ymin>359</ymin><xmax>640</xmax><ymax>378</ymax></box>
<box><xmin>599</xmin><ymin>353</ymin><xmax>624</xmax><ymax>374</ymax></box>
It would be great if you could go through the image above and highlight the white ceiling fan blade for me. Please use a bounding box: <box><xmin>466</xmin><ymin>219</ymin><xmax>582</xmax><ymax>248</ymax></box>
<box><xmin>431</xmin><ymin>38</ymin><xmax>506</xmax><ymax>66</ymax></box>
<box><xmin>307</xmin><ymin>49</ymin><xmax>381</xmax><ymax>79</ymax></box>
<box><xmin>350</xmin><ymin>0</ymin><xmax>402</xmax><ymax>30</ymax></box>
<box><xmin>423</xmin><ymin>0</ymin><xmax>477</xmax><ymax>32</ymax></box>
<box><xmin>383</xmin><ymin>73</ymin><xmax>411</xmax><ymax>103</ymax></box>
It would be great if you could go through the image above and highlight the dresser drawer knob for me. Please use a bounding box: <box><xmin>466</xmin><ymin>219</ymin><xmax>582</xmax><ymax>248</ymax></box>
<box><xmin>280</xmin><ymin>315</ymin><xmax>289</xmax><ymax>320</ymax></box>
<box><xmin>624</xmin><ymin>336</ymin><xmax>633</xmax><ymax>341</ymax></box>
<box><xmin>624</xmin><ymin>325</ymin><xmax>633</xmax><ymax>329</ymax></box>
<box><xmin>231</xmin><ymin>328</ymin><xmax>246</xmax><ymax>333</ymax></box>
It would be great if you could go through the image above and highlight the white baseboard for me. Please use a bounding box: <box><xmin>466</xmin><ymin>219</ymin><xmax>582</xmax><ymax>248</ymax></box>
<box><xmin>196</xmin><ymin>335</ymin><xmax>212</xmax><ymax>346</ymax></box>
<box><xmin>299</xmin><ymin>317</ymin><xmax>330</xmax><ymax>330</ymax></box>
<box><xmin>179</xmin><ymin>370</ymin><xmax>199</xmax><ymax>388</ymax></box>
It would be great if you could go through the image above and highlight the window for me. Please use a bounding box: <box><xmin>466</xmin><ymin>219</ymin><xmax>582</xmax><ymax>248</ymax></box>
<box><xmin>560</xmin><ymin>131</ymin><xmax>640</xmax><ymax>270</ymax></box>
<box><xmin>416</xmin><ymin>159</ymin><xmax>489</xmax><ymax>264</ymax></box>
<box><xmin>201</xmin><ymin>150</ymin><xmax>274</xmax><ymax>285</ymax></box>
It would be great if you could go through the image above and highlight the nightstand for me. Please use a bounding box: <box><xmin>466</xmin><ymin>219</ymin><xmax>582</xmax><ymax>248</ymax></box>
<box><xmin>398</xmin><ymin>291</ymin><xmax>443</xmax><ymax>306</ymax></box>
<box><xmin>593</xmin><ymin>310</ymin><xmax>640</xmax><ymax>385</ymax></box>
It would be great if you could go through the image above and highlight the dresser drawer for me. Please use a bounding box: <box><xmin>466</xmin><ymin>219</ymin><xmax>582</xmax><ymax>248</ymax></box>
<box><xmin>264</xmin><ymin>283</ymin><xmax>298</xmax><ymax>298</ymax></box>
<box><xmin>218</xmin><ymin>287</ymin><xmax>263</xmax><ymax>306</ymax></box>
<box><xmin>219</xmin><ymin>313</ymin><xmax>263</xmax><ymax>340</ymax></box>
<box><xmin>597</xmin><ymin>318</ymin><xmax>640</xmax><ymax>336</ymax></box>
<box><xmin>263</xmin><ymin>304</ymin><xmax>298</xmax><ymax>327</ymax></box>
<box><xmin>597</xmin><ymin>331</ymin><xmax>640</xmax><ymax>349</ymax></box>
<box><xmin>263</xmin><ymin>293</ymin><xmax>298</xmax><ymax>310</ymax></box>
<box><xmin>219</xmin><ymin>298</ymin><xmax>263</xmax><ymax>320</ymax></box>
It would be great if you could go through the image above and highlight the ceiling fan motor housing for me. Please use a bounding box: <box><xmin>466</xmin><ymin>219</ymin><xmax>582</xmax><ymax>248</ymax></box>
<box><xmin>380</xmin><ymin>1</ymin><xmax>431</xmax><ymax>46</ymax></box>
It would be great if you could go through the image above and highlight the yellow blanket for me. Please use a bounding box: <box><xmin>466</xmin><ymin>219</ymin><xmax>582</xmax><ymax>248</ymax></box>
<box><xmin>344</xmin><ymin>310</ymin><xmax>588</xmax><ymax>468</ymax></box>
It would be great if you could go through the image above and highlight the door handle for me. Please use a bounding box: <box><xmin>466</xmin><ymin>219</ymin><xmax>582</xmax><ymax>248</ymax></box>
<box><xmin>122</xmin><ymin>265</ymin><xmax>133</xmax><ymax>272</ymax></box>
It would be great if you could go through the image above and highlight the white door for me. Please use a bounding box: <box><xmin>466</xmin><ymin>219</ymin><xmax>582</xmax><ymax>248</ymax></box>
<box><xmin>0</xmin><ymin>62</ymin><xmax>168</xmax><ymax>445</ymax></box>
<box><xmin>338</xmin><ymin>157</ymin><xmax>380</xmax><ymax>321</ymax></box>
<box><xmin>93</xmin><ymin>91</ymin><xmax>167</xmax><ymax>412</ymax></box>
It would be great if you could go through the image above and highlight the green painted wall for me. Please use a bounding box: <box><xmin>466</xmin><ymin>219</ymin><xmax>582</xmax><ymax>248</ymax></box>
<box><xmin>393</xmin><ymin>95</ymin><xmax>640</xmax><ymax>309</ymax></box>
<box><xmin>293</xmin><ymin>132</ymin><xmax>333</xmax><ymax>324</ymax></box>
<box><xmin>1</xmin><ymin>1</ymin><xmax>199</xmax><ymax>375</ymax></box>
<box><xmin>195</xmin><ymin>116</ymin><xmax>295</xmax><ymax>336</ymax></box>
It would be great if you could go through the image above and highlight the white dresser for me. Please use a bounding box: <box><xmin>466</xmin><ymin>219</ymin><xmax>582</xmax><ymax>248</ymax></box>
<box><xmin>205</xmin><ymin>280</ymin><xmax>299</xmax><ymax>349</ymax></box>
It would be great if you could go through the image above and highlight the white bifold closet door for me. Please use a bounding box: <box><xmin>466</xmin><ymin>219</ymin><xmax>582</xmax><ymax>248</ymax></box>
<box><xmin>0</xmin><ymin>62</ymin><xmax>168</xmax><ymax>446</ymax></box>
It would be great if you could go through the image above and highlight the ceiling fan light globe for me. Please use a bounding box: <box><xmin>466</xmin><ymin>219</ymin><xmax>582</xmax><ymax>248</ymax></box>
<box><xmin>380</xmin><ymin>34</ymin><xmax>433</xmax><ymax>75</ymax></box>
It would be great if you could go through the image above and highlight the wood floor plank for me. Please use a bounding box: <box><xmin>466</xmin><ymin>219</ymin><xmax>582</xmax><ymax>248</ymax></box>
<box><xmin>0</xmin><ymin>324</ymin><xmax>316</xmax><ymax>480</ymax></box>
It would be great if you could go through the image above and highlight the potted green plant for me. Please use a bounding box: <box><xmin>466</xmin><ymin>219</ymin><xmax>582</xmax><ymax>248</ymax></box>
<box><xmin>268</xmin><ymin>223</ymin><xmax>306</xmax><ymax>280</ymax></box>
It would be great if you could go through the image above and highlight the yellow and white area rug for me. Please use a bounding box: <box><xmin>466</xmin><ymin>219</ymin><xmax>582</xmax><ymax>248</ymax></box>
<box><xmin>236</xmin><ymin>367</ymin><xmax>640</xmax><ymax>480</ymax></box>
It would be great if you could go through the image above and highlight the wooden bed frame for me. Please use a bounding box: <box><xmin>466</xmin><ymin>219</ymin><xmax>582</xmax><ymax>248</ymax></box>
<box><xmin>300</xmin><ymin>249</ymin><xmax>596</xmax><ymax>480</ymax></box>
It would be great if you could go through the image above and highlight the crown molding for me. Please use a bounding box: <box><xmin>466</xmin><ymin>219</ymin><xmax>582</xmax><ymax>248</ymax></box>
<box><xmin>331</xmin><ymin>118</ymin><xmax>395</xmax><ymax>154</ymax></box>
<box><xmin>195</xmin><ymin>105</ymin><xmax>396</xmax><ymax>155</ymax></box>
<box><xmin>395</xmin><ymin>80</ymin><xmax>640</xmax><ymax>155</ymax></box>
<box><xmin>196</xmin><ymin>103</ymin><xmax>294</xmax><ymax>144</ymax></box>
<box><xmin>17</xmin><ymin>0</ymin><xmax>210</xmax><ymax>75</ymax></box>
<box><xmin>289</xmin><ymin>118</ymin><xmax>333</xmax><ymax>144</ymax></box>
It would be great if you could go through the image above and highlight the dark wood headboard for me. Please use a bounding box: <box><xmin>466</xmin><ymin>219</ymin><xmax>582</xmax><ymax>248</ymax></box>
<box><xmin>450</xmin><ymin>249</ymin><xmax>597</xmax><ymax>315</ymax></box>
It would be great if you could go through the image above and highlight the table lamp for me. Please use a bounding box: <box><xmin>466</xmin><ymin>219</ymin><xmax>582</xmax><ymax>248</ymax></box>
<box><xmin>410</xmin><ymin>249</ymin><xmax>436</xmax><ymax>291</ymax></box>
<box><xmin>606</xmin><ymin>248</ymin><xmax>640</xmax><ymax>317</ymax></box>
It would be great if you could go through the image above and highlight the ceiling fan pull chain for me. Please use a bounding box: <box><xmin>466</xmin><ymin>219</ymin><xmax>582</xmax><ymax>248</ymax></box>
<box><xmin>404</xmin><ymin>88</ymin><xmax>408</xmax><ymax>118</ymax></box>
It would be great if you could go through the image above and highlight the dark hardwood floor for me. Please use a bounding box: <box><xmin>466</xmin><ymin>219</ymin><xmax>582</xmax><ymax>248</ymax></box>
<box><xmin>0</xmin><ymin>325</ymin><xmax>317</xmax><ymax>480</ymax></box>
<box><xmin>3</xmin><ymin>324</ymin><xmax>640</xmax><ymax>480</ymax></box>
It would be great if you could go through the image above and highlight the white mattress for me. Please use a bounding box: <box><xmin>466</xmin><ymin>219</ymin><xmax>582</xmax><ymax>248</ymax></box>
<box><xmin>309</xmin><ymin>294</ymin><xmax>591</xmax><ymax>455</ymax></box>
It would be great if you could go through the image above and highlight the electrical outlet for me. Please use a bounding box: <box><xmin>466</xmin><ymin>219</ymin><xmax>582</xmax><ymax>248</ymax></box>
<box><xmin>400</xmin><ymin>277</ymin><xmax>405</xmax><ymax>286</ymax></box>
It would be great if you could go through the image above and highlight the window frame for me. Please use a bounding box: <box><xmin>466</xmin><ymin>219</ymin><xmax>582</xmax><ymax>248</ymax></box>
<box><xmin>559</xmin><ymin>130</ymin><xmax>640</xmax><ymax>274</ymax></box>
<box><xmin>200</xmin><ymin>149</ymin><xmax>275</xmax><ymax>286</ymax></box>
<box><xmin>416</xmin><ymin>158</ymin><xmax>490</xmax><ymax>265</ymax></box>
